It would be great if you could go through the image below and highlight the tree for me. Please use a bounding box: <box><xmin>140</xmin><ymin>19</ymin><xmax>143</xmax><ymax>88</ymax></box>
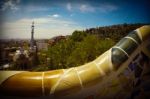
<box><xmin>71</xmin><ymin>30</ymin><xmax>87</xmax><ymax>42</ymax></box>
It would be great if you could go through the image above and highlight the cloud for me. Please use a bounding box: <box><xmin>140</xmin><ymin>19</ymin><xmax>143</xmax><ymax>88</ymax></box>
<box><xmin>52</xmin><ymin>14</ymin><xmax>60</xmax><ymax>18</ymax></box>
<box><xmin>66</xmin><ymin>3</ymin><xmax>95</xmax><ymax>12</ymax></box>
<box><xmin>1</xmin><ymin>0</ymin><xmax>20</xmax><ymax>12</ymax></box>
<box><xmin>79</xmin><ymin>3</ymin><xmax>118</xmax><ymax>13</ymax></box>
<box><xmin>70</xmin><ymin>14</ymin><xmax>74</xmax><ymax>17</ymax></box>
<box><xmin>98</xmin><ymin>3</ymin><xmax>118</xmax><ymax>13</ymax></box>
<box><xmin>66</xmin><ymin>2</ymin><xmax>117</xmax><ymax>13</ymax></box>
<box><xmin>79</xmin><ymin>4</ymin><xmax>95</xmax><ymax>12</ymax></box>
<box><xmin>1</xmin><ymin>16</ymin><xmax>83</xmax><ymax>39</ymax></box>
<box><xmin>66</xmin><ymin>3</ymin><xmax>72</xmax><ymax>11</ymax></box>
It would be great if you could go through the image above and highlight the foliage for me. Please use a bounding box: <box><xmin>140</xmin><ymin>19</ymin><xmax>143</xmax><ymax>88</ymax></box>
<box><xmin>20</xmin><ymin>24</ymin><xmax>147</xmax><ymax>71</ymax></box>
<box><xmin>71</xmin><ymin>30</ymin><xmax>87</xmax><ymax>42</ymax></box>
<box><xmin>38</xmin><ymin>34</ymin><xmax>115</xmax><ymax>70</ymax></box>
<box><xmin>66</xmin><ymin>35</ymin><xmax>115</xmax><ymax>68</ymax></box>
<box><xmin>85</xmin><ymin>23</ymin><xmax>146</xmax><ymax>41</ymax></box>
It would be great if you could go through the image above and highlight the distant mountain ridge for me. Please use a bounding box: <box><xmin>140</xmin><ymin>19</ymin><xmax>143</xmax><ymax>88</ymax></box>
<box><xmin>84</xmin><ymin>23</ymin><xmax>149</xmax><ymax>41</ymax></box>
<box><xmin>49</xmin><ymin>23</ymin><xmax>149</xmax><ymax>45</ymax></box>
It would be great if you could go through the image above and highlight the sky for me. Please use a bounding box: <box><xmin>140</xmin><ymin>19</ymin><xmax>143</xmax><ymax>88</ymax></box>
<box><xmin>0</xmin><ymin>0</ymin><xmax>150</xmax><ymax>39</ymax></box>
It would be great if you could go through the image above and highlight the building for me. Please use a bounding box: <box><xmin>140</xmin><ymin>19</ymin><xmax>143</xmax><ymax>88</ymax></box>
<box><xmin>13</xmin><ymin>22</ymin><xmax>39</xmax><ymax>70</ymax></box>
<box><xmin>30</xmin><ymin>22</ymin><xmax>37</xmax><ymax>51</ymax></box>
<box><xmin>36</xmin><ymin>41</ymin><xmax>48</xmax><ymax>51</ymax></box>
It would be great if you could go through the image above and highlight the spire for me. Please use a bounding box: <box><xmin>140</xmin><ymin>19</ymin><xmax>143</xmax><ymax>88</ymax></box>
<box><xmin>31</xmin><ymin>21</ymin><xmax>34</xmax><ymax>41</ymax></box>
<box><xmin>30</xmin><ymin>21</ymin><xmax>35</xmax><ymax>50</ymax></box>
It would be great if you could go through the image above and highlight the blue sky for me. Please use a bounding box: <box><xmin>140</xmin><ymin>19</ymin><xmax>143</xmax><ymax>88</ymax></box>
<box><xmin>0</xmin><ymin>0</ymin><xmax>149</xmax><ymax>39</ymax></box>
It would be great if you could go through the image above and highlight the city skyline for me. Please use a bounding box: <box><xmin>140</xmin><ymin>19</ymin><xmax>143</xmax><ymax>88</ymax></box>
<box><xmin>0</xmin><ymin>0</ymin><xmax>150</xmax><ymax>39</ymax></box>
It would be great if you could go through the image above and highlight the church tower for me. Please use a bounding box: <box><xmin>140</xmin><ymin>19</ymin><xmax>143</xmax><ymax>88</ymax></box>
<box><xmin>30</xmin><ymin>22</ymin><xmax>36</xmax><ymax>51</ymax></box>
<box><xmin>29</xmin><ymin>22</ymin><xmax>39</xmax><ymax>67</ymax></box>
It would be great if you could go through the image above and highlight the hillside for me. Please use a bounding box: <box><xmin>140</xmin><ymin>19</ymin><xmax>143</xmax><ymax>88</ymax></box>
<box><xmin>85</xmin><ymin>23</ymin><xmax>147</xmax><ymax>41</ymax></box>
<box><xmin>31</xmin><ymin>23</ymin><xmax>147</xmax><ymax>71</ymax></box>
